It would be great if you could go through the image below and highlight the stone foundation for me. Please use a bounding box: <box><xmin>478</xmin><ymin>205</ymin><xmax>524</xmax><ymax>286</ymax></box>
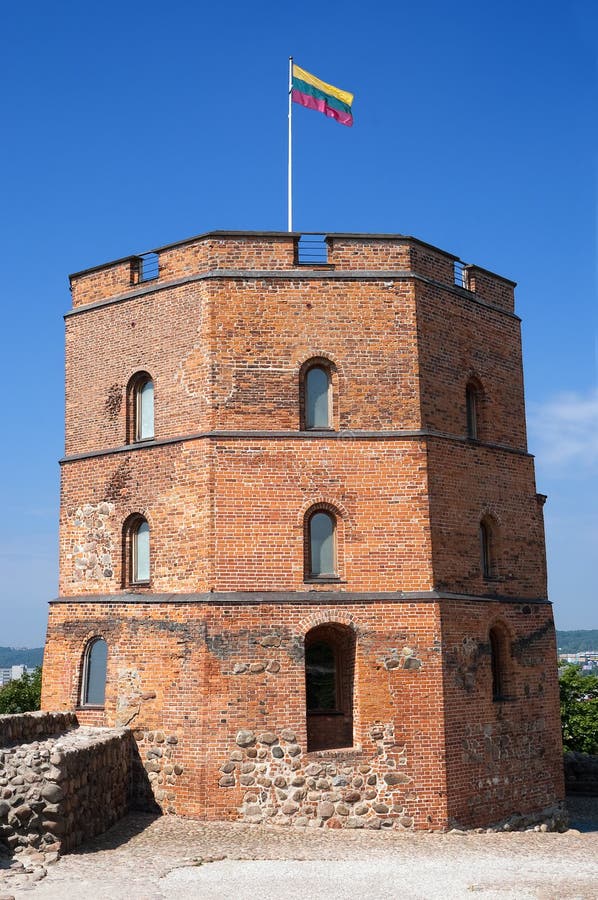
<box><xmin>222</xmin><ymin>726</ymin><xmax>416</xmax><ymax>830</ymax></box>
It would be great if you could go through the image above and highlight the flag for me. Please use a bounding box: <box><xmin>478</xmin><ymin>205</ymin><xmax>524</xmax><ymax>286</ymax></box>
<box><xmin>291</xmin><ymin>64</ymin><xmax>354</xmax><ymax>127</ymax></box>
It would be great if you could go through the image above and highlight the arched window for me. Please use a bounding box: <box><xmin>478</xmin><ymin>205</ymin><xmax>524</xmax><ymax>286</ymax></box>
<box><xmin>489</xmin><ymin>624</ymin><xmax>511</xmax><ymax>701</ymax></box>
<box><xmin>123</xmin><ymin>515</ymin><xmax>151</xmax><ymax>585</ymax></box>
<box><xmin>307</xmin><ymin>510</ymin><xmax>337</xmax><ymax>579</ymax></box>
<box><xmin>305</xmin><ymin>624</ymin><xmax>355</xmax><ymax>751</ymax></box>
<box><xmin>479</xmin><ymin>517</ymin><xmax>494</xmax><ymax>580</ymax></box>
<box><xmin>466</xmin><ymin>378</ymin><xmax>483</xmax><ymax>440</ymax></box>
<box><xmin>304</xmin><ymin>364</ymin><xmax>332</xmax><ymax>429</ymax></box>
<box><xmin>81</xmin><ymin>638</ymin><xmax>108</xmax><ymax>706</ymax></box>
<box><xmin>127</xmin><ymin>372</ymin><xmax>154</xmax><ymax>443</ymax></box>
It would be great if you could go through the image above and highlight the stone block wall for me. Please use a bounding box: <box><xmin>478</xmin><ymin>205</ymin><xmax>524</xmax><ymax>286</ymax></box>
<box><xmin>0</xmin><ymin>715</ymin><xmax>131</xmax><ymax>857</ymax></box>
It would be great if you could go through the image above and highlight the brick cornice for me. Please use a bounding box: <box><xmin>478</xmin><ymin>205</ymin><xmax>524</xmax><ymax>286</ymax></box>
<box><xmin>60</xmin><ymin>429</ymin><xmax>532</xmax><ymax>464</ymax></box>
<box><xmin>49</xmin><ymin>590</ymin><xmax>550</xmax><ymax>606</ymax></box>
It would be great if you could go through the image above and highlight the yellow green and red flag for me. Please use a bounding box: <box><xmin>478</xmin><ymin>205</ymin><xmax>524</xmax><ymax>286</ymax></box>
<box><xmin>291</xmin><ymin>64</ymin><xmax>354</xmax><ymax>127</ymax></box>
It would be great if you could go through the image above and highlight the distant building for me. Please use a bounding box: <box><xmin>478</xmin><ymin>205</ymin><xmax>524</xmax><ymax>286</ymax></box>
<box><xmin>559</xmin><ymin>651</ymin><xmax>598</xmax><ymax>673</ymax></box>
<box><xmin>0</xmin><ymin>665</ymin><xmax>30</xmax><ymax>687</ymax></box>
<box><xmin>42</xmin><ymin>229</ymin><xmax>565</xmax><ymax>830</ymax></box>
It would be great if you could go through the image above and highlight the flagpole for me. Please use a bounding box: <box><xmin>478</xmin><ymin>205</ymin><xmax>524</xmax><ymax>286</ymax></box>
<box><xmin>288</xmin><ymin>56</ymin><xmax>293</xmax><ymax>232</ymax></box>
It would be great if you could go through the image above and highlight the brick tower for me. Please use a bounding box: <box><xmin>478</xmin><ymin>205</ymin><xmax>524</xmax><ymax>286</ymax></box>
<box><xmin>42</xmin><ymin>231</ymin><xmax>565</xmax><ymax>830</ymax></box>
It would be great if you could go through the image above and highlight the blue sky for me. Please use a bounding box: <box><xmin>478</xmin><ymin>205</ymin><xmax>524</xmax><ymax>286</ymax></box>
<box><xmin>0</xmin><ymin>0</ymin><xmax>596</xmax><ymax>646</ymax></box>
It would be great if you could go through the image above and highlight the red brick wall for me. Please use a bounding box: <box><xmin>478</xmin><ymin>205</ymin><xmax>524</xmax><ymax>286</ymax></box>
<box><xmin>65</xmin><ymin>281</ymin><xmax>212</xmax><ymax>456</ymax></box>
<box><xmin>440</xmin><ymin>599</ymin><xmax>564</xmax><ymax>826</ymax></box>
<box><xmin>42</xmin><ymin>597</ymin><xmax>563</xmax><ymax>829</ymax></box>
<box><xmin>65</xmin><ymin>276</ymin><xmax>421</xmax><ymax>456</ymax></box>
<box><xmin>59</xmin><ymin>438</ymin><xmax>433</xmax><ymax>595</ymax></box>
<box><xmin>416</xmin><ymin>281</ymin><xmax>527</xmax><ymax>449</ymax></box>
<box><xmin>427</xmin><ymin>440</ymin><xmax>547</xmax><ymax>598</ymax></box>
<box><xmin>59</xmin><ymin>444</ymin><xmax>212</xmax><ymax>596</ymax></box>
<box><xmin>43</xmin><ymin>599</ymin><xmax>449</xmax><ymax>829</ymax></box>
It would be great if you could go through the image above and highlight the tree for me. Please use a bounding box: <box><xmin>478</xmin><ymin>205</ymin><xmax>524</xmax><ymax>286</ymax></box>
<box><xmin>0</xmin><ymin>667</ymin><xmax>42</xmax><ymax>714</ymax></box>
<box><xmin>559</xmin><ymin>663</ymin><xmax>598</xmax><ymax>754</ymax></box>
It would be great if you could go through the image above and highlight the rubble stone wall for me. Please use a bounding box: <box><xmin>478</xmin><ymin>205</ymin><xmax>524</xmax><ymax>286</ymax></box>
<box><xmin>0</xmin><ymin>712</ymin><xmax>78</xmax><ymax>747</ymax></box>
<box><xmin>0</xmin><ymin>717</ymin><xmax>131</xmax><ymax>857</ymax></box>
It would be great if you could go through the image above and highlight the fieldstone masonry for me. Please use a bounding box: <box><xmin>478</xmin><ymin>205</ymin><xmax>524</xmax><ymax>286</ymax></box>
<box><xmin>66</xmin><ymin>501</ymin><xmax>115</xmax><ymax>585</ymax></box>
<box><xmin>224</xmin><ymin>726</ymin><xmax>415</xmax><ymax>830</ymax></box>
<box><xmin>131</xmin><ymin>728</ymin><xmax>183</xmax><ymax>813</ymax></box>
<box><xmin>0</xmin><ymin>713</ymin><xmax>131</xmax><ymax>865</ymax></box>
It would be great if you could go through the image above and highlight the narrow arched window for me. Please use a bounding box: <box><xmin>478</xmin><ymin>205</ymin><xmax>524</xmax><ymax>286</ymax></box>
<box><xmin>132</xmin><ymin>518</ymin><xmax>150</xmax><ymax>583</ymax></box>
<box><xmin>81</xmin><ymin>638</ymin><xmax>107</xmax><ymax>706</ymax></box>
<box><xmin>466</xmin><ymin>382</ymin><xmax>478</xmax><ymax>439</ymax></box>
<box><xmin>489</xmin><ymin>625</ymin><xmax>511</xmax><ymax>701</ymax></box>
<box><xmin>479</xmin><ymin>518</ymin><xmax>493</xmax><ymax>580</ymax></box>
<box><xmin>136</xmin><ymin>378</ymin><xmax>154</xmax><ymax>440</ymax></box>
<box><xmin>480</xmin><ymin>520</ymin><xmax>490</xmax><ymax>577</ymax></box>
<box><xmin>305</xmin><ymin>365</ymin><xmax>331</xmax><ymax>429</ymax></box>
<box><xmin>127</xmin><ymin>372</ymin><xmax>154</xmax><ymax>443</ymax></box>
<box><xmin>308</xmin><ymin>510</ymin><xmax>336</xmax><ymax>578</ymax></box>
<box><xmin>123</xmin><ymin>515</ymin><xmax>151</xmax><ymax>586</ymax></box>
<box><xmin>305</xmin><ymin>624</ymin><xmax>355</xmax><ymax>751</ymax></box>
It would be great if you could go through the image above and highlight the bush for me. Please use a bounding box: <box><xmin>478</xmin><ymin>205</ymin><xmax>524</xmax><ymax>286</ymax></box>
<box><xmin>0</xmin><ymin>667</ymin><xmax>42</xmax><ymax>714</ymax></box>
<box><xmin>559</xmin><ymin>663</ymin><xmax>598</xmax><ymax>754</ymax></box>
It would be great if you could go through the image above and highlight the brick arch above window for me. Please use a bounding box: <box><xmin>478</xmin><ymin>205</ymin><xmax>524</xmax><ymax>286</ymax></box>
<box><xmin>296</xmin><ymin>497</ymin><xmax>352</xmax><ymax>528</ymax></box>
<box><xmin>295</xmin><ymin>348</ymin><xmax>345</xmax><ymax>378</ymax></box>
<box><xmin>296</xmin><ymin>610</ymin><xmax>358</xmax><ymax>636</ymax></box>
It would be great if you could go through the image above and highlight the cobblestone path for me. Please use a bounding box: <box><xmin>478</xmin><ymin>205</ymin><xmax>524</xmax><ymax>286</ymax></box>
<box><xmin>1</xmin><ymin>797</ymin><xmax>597</xmax><ymax>899</ymax></box>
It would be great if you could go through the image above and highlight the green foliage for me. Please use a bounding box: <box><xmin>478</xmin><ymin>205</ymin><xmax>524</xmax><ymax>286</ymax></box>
<box><xmin>559</xmin><ymin>663</ymin><xmax>598</xmax><ymax>754</ymax></box>
<box><xmin>556</xmin><ymin>630</ymin><xmax>598</xmax><ymax>653</ymax></box>
<box><xmin>0</xmin><ymin>667</ymin><xmax>42</xmax><ymax>714</ymax></box>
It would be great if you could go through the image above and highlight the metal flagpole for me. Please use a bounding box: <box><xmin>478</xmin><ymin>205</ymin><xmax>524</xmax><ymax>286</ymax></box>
<box><xmin>288</xmin><ymin>56</ymin><xmax>293</xmax><ymax>232</ymax></box>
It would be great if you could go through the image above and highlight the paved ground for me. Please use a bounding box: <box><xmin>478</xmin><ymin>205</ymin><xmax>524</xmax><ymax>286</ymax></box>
<box><xmin>2</xmin><ymin>796</ymin><xmax>597</xmax><ymax>899</ymax></box>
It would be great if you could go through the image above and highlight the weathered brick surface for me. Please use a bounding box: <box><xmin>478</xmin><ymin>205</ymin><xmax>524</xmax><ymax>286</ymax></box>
<box><xmin>43</xmin><ymin>599</ymin><xmax>448</xmax><ymax>828</ymax></box>
<box><xmin>43</xmin><ymin>230</ymin><xmax>563</xmax><ymax>830</ymax></box>
<box><xmin>416</xmin><ymin>281</ymin><xmax>525</xmax><ymax>447</ymax></box>
<box><xmin>440</xmin><ymin>600</ymin><xmax>565</xmax><ymax>826</ymax></box>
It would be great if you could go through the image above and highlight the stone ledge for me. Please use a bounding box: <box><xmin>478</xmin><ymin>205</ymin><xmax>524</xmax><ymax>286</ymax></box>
<box><xmin>0</xmin><ymin>712</ymin><xmax>78</xmax><ymax>748</ymax></box>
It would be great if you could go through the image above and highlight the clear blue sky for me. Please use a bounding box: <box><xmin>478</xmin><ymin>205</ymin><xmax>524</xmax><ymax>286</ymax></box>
<box><xmin>0</xmin><ymin>0</ymin><xmax>596</xmax><ymax>646</ymax></box>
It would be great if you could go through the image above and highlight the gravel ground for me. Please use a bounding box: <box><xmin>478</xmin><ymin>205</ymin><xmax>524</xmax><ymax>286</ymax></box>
<box><xmin>2</xmin><ymin>796</ymin><xmax>597</xmax><ymax>900</ymax></box>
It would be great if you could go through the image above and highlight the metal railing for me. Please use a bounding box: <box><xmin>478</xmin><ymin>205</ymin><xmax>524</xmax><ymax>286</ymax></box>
<box><xmin>137</xmin><ymin>252</ymin><xmax>159</xmax><ymax>282</ymax></box>
<box><xmin>296</xmin><ymin>234</ymin><xmax>329</xmax><ymax>265</ymax></box>
<box><xmin>454</xmin><ymin>260</ymin><xmax>469</xmax><ymax>290</ymax></box>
